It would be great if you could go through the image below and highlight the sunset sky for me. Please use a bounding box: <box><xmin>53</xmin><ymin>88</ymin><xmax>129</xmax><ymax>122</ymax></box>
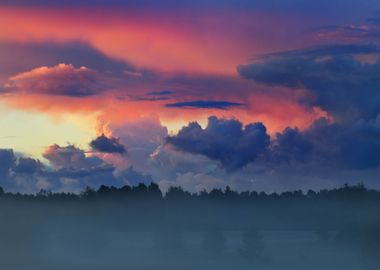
<box><xmin>1</xmin><ymin>0</ymin><xmax>380</xmax><ymax>193</ymax></box>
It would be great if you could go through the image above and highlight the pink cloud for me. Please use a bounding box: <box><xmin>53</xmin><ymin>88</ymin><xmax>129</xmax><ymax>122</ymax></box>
<box><xmin>4</xmin><ymin>63</ymin><xmax>106</xmax><ymax>96</ymax></box>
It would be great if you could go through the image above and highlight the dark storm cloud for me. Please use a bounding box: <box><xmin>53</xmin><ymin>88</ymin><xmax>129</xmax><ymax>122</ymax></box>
<box><xmin>166</xmin><ymin>116</ymin><xmax>270</xmax><ymax>170</ymax></box>
<box><xmin>238</xmin><ymin>44</ymin><xmax>380</xmax><ymax>121</ymax></box>
<box><xmin>165</xmin><ymin>100</ymin><xmax>244</xmax><ymax>110</ymax></box>
<box><xmin>90</xmin><ymin>134</ymin><xmax>126</xmax><ymax>154</ymax></box>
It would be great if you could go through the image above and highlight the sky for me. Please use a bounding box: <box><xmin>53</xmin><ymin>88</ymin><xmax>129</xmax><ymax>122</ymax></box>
<box><xmin>1</xmin><ymin>0</ymin><xmax>380</xmax><ymax>193</ymax></box>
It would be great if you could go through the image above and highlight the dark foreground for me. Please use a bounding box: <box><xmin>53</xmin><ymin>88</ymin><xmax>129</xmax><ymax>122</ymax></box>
<box><xmin>0</xmin><ymin>183</ymin><xmax>379</xmax><ymax>269</ymax></box>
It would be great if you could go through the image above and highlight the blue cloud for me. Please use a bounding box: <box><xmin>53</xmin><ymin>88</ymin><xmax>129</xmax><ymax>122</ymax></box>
<box><xmin>272</xmin><ymin>127</ymin><xmax>314</xmax><ymax>163</ymax></box>
<box><xmin>166</xmin><ymin>116</ymin><xmax>270</xmax><ymax>170</ymax></box>
<box><xmin>165</xmin><ymin>100</ymin><xmax>244</xmax><ymax>110</ymax></box>
<box><xmin>14</xmin><ymin>157</ymin><xmax>44</xmax><ymax>174</ymax></box>
<box><xmin>90</xmin><ymin>134</ymin><xmax>126</xmax><ymax>154</ymax></box>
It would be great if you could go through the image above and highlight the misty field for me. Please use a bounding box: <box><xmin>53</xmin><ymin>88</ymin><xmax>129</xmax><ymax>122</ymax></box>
<box><xmin>0</xmin><ymin>184</ymin><xmax>379</xmax><ymax>269</ymax></box>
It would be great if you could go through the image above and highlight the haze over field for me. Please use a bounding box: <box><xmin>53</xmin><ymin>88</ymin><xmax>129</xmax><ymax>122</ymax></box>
<box><xmin>1</xmin><ymin>0</ymin><xmax>380</xmax><ymax>194</ymax></box>
<box><xmin>1</xmin><ymin>184</ymin><xmax>380</xmax><ymax>270</ymax></box>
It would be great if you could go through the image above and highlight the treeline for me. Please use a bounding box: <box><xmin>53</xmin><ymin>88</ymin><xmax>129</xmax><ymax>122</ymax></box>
<box><xmin>0</xmin><ymin>183</ymin><xmax>379</xmax><ymax>234</ymax></box>
<box><xmin>0</xmin><ymin>182</ymin><xmax>378</xmax><ymax>202</ymax></box>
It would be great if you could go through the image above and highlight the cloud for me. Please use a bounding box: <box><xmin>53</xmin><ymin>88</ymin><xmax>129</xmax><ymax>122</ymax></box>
<box><xmin>338</xmin><ymin>117</ymin><xmax>380</xmax><ymax>169</ymax></box>
<box><xmin>0</xmin><ymin>41</ymin><xmax>135</xmax><ymax>80</ymax></box>
<box><xmin>146</xmin><ymin>90</ymin><xmax>174</xmax><ymax>96</ymax></box>
<box><xmin>316</xmin><ymin>14</ymin><xmax>380</xmax><ymax>41</ymax></box>
<box><xmin>165</xmin><ymin>100</ymin><xmax>244</xmax><ymax>110</ymax></box>
<box><xmin>95</xmin><ymin>117</ymin><xmax>169</xmax><ymax>174</ymax></box>
<box><xmin>4</xmin><ymin>63</ymin><xmax>107</xmax><ymax>97</ymax></box>
<box><xmin>129</xmin><ymin>90</ymin><xmax>175</xmax><ymax>102</ymax></box>
<box><xmin>13</xmin><ymin>157</ymin><xmax>44</xmax><ymax>174</ymax></box>
<box><xmin>90</xmin><ymin>134</ymin><xmax>126</xmax><ymax>154</ymax></box>
<box><xmin>238</xmin><ymin>44</ymin><xmax>380</xmax><ymax>121</ymax></box>
<box><xmin>256</xmin><ymin>44</ymin><xmax>380</xmax><ymax>59</ymax></box>
<box><xmin>277</xmin><ymin>117</ymin><xmax>380</xmax><ymax>170</ymax></box>
<box><xmin>116</xmin><ymin>166</ymin><xmax>153</xmax><ymax>186</ymax></box>
<box><xmin>0</xmin><ymin>149</ymin><xmax>50</xmax><ymax>192</ymax></box>
<box><xmin>42</xmin><ymin>144</ymin><xmax>103</xmax><ymax>170</ymax></box>
<box><xmin>271</xmin><ymin>127</ymin><xmax>314</xmax><ymax>163</ymax></box>
<box><xmin>0</xmin><ymin>144</ymin><xmax>124</xmax><ymax>193</ymax></box>
<box><xmin>0</xmin><ymin>149</ymin><xmax>15</xmax><ymax>178</ymax></box>
<box><xmin>166</xmin><ymin>116</ymin><xmax>270</xmax><ymax>170</ymax></box>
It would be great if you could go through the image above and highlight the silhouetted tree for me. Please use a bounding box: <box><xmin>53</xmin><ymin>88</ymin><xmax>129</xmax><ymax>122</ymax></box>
<box><xmin>81</xmin><ymin>186</ymin><xmax>97</xmax><ymax>199</ymax></box>
<box><xmin>147</xmin><ymin>182</ymin><xmax>163</xmax><ymax>200</ymax></box>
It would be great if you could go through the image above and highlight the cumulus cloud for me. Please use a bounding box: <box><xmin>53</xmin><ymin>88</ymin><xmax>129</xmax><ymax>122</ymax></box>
<box><xmin>0</xmin><ymin>149</ymin><xmax>50</xmax><ymax>192</ymax></box>
<box><xmin>165</xmin><ymin>100</ymin><xmax>244</xmax><ymax>110</ymax></box>
<box><xmin>90</xmin><ymin>134</ymin><xmax>126</xmax><ymax>154</ymax></box>
<box><xmin>166</xmin><ymin>116</ymin><xmax>270</xmax><ymax>170</ymax></box>
<box><xmin>42</xmin><ymin>144</ymin><xmax>103</xmax><ymax>170</ymax></box>
<box><xmin>4</xmin><ymin>63</ymin><xmax>106</xmax><ymax>97</ymax></box>
<box><xmin>271</xmin><ymin>127</ymin><xmax>314</xmax><ymax>163</ymax></box>
<box><xmin>0</xmin><ymin>144</ymin><xmax>123</xmax><ymax>193</ymax></box>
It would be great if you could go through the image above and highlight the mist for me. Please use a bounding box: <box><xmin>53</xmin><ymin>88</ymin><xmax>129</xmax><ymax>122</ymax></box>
<box><xmin>0</xmin><ymin>183</ymin><xmax>379</xmax><ymax>269</ymax></box>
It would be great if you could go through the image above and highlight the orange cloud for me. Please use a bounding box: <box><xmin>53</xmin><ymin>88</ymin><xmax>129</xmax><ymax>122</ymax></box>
<box><xmin>0</xmin><ymin>7</ymin><xmax>302</xmax><ymax>75</ymax></box>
